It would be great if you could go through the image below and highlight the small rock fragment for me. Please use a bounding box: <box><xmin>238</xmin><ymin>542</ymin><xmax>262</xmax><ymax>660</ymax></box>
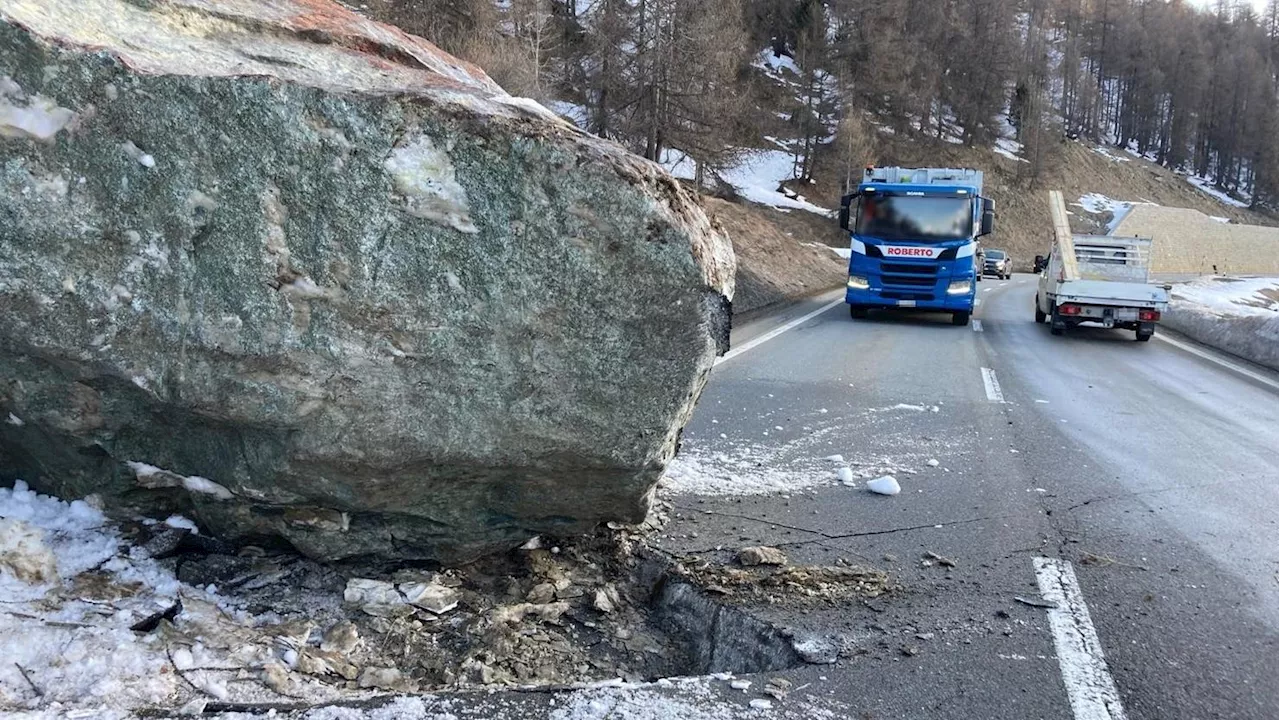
<box><xmin>408</xmin><ymin>582</ymin><xmax>460</xmax><ymax>614</ymax></box>
<box><xmin>260</xmin><ymin>662</ymin><xmax>292</xmax><ymax>695</ymax></box>
<box><xmin>593</xmin><ymin>584</ymin><xmax>622</xmax><ymax>613</ymax></box>
<box><xmin>344</xmin><ymin>578</ymin><xmax>410</xmax><ymax>617</ymax></box>
<box><xmin>924</xmin><ymin>551</ymin><xmax>956</xmax><ymax>567</ymax></box>
<box><xmin>526</xmin><ymin>582</ymin><xmax>557</xmax><ymax>604</ymax></box>
<box><xmin>792</xmin><ymin>635</ymin><xmax>839</xmax><ymax>664</ymax></box>
<box><xmin>320</xmin><ymin>621</ymin><xmax>360</xmax><ymax>654</ymax></box>
<box><xmin>737</xmin><ymin>546</ymin><xmax>787</xmax><ymax>567</ymax></box>
<box><xmin>492</xmin><ymin>601</ymin><xmax>569</xmax><ymax>624</ymax></box>
<box><xmin>358</xmin><ymin>666</ymin><xmax>416</xmax><ymax>692</ymax></box>
<box><xmin>764</xmin><ymin>677</ymin><xmax>792</xmax><ymax>699</ymax></box>
<box><xmin>866</xmin><ymin>475</ymin><xmax>901</xmax><ymax>496</ymax></box>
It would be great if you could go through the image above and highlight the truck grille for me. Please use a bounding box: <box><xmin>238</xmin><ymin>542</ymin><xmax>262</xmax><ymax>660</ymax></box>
<box><xmin>881</xmin><ymin>262</ymin><xmax>938</xmax><ymax>288</ymax></box>
<box><xmin>883</xmin><ymin>275</ymin><xmax>936</xmax><ymax>287</ymax></box>
<box><xmin>881</xmin><ymin>263</ymin><xmax>937</xmax><ymax>275</ymax></box>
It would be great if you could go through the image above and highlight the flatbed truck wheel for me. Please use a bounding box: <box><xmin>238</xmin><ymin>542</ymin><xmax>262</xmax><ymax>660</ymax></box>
<box><xmin>1034</xmin><ymin>300</ymin><xmax>1046</xmax><ymax>324</ymax></box>
<box><xmin>951</xmin><ymin>311</ymin><xmax>970</xmax><ymax>326</ymax></box>
<box><xmin>1136</xmin><ymin>329</ymin><xmax>1153</xmax><ymax>342</ymax></box>
<box><xmin>1049</xmin><ymin>309</ymin><xmax>1065</xmax><ymax>336</ymax></box>
<box><xmin>850</xmin><ymin>305</ymin><xmax>869</xmax><ymax>319</ymax></box>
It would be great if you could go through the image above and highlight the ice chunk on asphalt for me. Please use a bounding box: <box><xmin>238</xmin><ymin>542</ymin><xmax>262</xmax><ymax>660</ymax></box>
<box><xmin>836</xmin><ymin>467</ymin><xmax>855</xmax><ymax>485</ymax></box>
<box><xmin>866</xmin><ymin>475</ymin><xmax>901</xmax><ymax>495</ymax></box>
<box><xmin>750</xmin><ymin>699</ymin><xmax>773</xmax><ymax>710</ymax></box>
<box><xmin>823</xmin><ymin>454</ymin><xmax>845</xmax><ymax>463</ymax></box>
<box><xmin>926</xmin><ymin>459</ymin><xmax>939</xmax><ymax>467</ymax></box>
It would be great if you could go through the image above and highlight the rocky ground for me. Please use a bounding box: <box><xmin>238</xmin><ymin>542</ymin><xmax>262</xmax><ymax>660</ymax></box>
<box><xmin>0</xmin><ymin>478</ymin><xmax>888</xmax><ymax>717</ymax></box>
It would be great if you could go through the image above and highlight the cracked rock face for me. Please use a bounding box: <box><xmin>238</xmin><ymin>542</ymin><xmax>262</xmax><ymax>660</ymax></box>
<box><xmin>0</xmin><ymin>0</ymin><xmax>734</xmax><ymax>563</ymax></box>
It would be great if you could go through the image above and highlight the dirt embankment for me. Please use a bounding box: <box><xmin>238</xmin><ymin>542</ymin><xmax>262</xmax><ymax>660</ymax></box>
<box><xmin>702</xmin><ymin>198</ymin><xmax>847</xmax><ymax>316</ymax></box>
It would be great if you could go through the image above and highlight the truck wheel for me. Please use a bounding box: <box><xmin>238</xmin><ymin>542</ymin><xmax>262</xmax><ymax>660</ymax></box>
<box><xmin>1136</xmin><ymin>330</ymin><xmax>1153</xmax><ymax>342</ymax></box>
<box><xmin>1034</xmin><ymin>301</ymin><xmax>1046</xmax><ymax>324</ymax></box>
<box><xmin>1049</xmin><ymin>310</ymin><xmax>1065</xmax><ymax>336</ymax></box>
<box><xmin>951</xmin><ymin>311</ymin><xmax>971</xmax><ymax>326</ymax></box>
<box><xmin>850</xmin><ymin>305</ymin><xmax>869</xmax><ymax>319</ymax></box>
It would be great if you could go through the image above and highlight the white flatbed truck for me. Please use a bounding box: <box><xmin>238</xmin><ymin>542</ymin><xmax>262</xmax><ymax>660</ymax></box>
<box><xmin>1035</xmin><ymin>191</ymin><xmax>1170</xmax><ymax>342</ymax></box>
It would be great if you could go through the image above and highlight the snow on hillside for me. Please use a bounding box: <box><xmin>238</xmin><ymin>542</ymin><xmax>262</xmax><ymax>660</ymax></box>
<box><xmin>1186</xmin><ymin>175</ymin><xmax>1249</xmax><ymax>209</ymax></box>
<box><xmin>753</xmin><ymin>48</ymin><xmax>800</xmax><ymax>79</ymax></box>
<box><xmin>1074</xmin><ymin>193</ymin><xmax>1157</xmax><ymax>234</ymax></box>
<box><xmin>657</xmin><ymin>148</ymin><xmax>832</xmax><ymax>216</ymax></box>
<box><xmin>547</xmin><ymin>99</ymin><xmax>589</xmax><ymax>129</ymax></box>
<box><xmin>721</xmin><ymin>150</ymin><xmax>831</xmax><ymax>215</ymax></box>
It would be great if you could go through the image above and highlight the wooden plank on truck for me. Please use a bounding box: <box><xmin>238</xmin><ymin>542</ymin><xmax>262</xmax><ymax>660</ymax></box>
<box><xmin>1048</xmin><ymin>190</ymin><xmax>1080</xmax><ymax>281</ymax></box>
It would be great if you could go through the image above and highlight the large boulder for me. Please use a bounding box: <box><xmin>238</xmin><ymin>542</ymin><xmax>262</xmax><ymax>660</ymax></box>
<box><xmin>0</xmin><ymin>0</ymin><xmax>734</xmax><ymax>563</ymax></box>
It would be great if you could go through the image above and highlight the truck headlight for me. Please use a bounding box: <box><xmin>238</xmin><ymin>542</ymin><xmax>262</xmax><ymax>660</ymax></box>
<box><xmin>946</xmin><ymin>280</ymin><xmax>972</xmax><ymax>295</ymax></box>
<box><xmin>847</xmin><ymin>275</ymin><xmax>869</xmax><ymax>290</ymax></box>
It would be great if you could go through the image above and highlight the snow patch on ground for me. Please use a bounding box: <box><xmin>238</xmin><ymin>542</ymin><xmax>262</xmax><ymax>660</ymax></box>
<box><xmin>721</xmin><ymin>150</ymin><xmax>832</xmax><ymax>216</ymax></box>
<box><xmin>0</xmin><ymin>481</ymin><xmax>187</xmax><ymax>711</ymax></box>
<box><xmin>1091</xmin><ymin>146</ymin><xmax>1131</xmax><ymax>163</ymax></box>
<box><xmin>1074</xmin><ymin>193</ymin><xmax>1157</xmax><ymax>234</ymax></box>
<box><xmin>657</xmin><ymin>148</ymin><xmax>697</xmax><ymax>181</ymax></box>
<box><xmin>994</xmin><ymin>137</ymin><xmax>1027</xmax><ymax>162</ymax></box>
<box><xmin>1185</xmin><ymin>175</ymin><xmax>1249</xmax><ymax>208</ymax></box>
<box><xmin>752</xmin><ymin>49</ymin><xmax>800</xmax><ymax>80</ymax></box>
<box><xmin>546</xmin><ymin>99</ymin><xmax>589</xmax><ymax>130</ymax></box>
<box><xmin>1170</xmin><ymin>277</ymin><xmax>1278</xmax><ymax>317</ymax></box>
<box><xmin>1165</xmin><ymin>276</ymin><xmax>1279</xmax><ymax>369</ymax></box>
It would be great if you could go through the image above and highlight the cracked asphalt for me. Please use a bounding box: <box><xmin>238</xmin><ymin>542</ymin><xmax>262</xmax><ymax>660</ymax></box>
<box><xmin>653</xmin><ymin>276</ymin><xmax>1279</xmax><ymax>719</ymax></box>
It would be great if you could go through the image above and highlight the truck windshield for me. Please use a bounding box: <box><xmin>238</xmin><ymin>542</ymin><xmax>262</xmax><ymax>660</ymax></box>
<box><xmin>856</xmin><ymin>195</ymin><xmax>973</xmax><ymax>242</ymax></box>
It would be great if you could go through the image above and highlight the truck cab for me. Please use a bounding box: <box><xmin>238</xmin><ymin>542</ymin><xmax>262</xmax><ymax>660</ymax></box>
<box><xmin>838</xmin><ymin>167</ymin><xmax>995</xmax><ymax>326</ymax></box>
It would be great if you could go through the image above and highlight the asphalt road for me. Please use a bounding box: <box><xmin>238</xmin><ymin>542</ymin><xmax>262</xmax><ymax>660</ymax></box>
<box><xmin>654</xmin><ymin>274</ymin><xmax>1279</xmax><ymax>720</ymax></box>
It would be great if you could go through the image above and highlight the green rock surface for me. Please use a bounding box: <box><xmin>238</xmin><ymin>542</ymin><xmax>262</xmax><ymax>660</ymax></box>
<box><xmin>0</xmin><ymin>0</ymin><xmax>734</xmax><ymax>563</ymax></box>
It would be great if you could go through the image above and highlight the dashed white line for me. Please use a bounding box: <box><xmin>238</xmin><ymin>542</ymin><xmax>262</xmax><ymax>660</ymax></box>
<box><xmin>1152</xmin><ymin>332</ymin><xmax>1279</xmax><ymax>389</ymax></box>
<box><xmin>983</xmin><ymin>287</ymin><xmax>993</xmax><ymax>292</ymax></box>
<box><xmin>715</xmin><ymin>299</ymin><xmax>844</xmax><ymax>366</ymax></box>
<box><xmin>980</xmin><ymin>367</ymin><xmax>1004</xmax><ymax>402</ymax></box>
<box><xmin>1033</xmin><ymin>557</ymin><xmax>1130</xmax><ymax>720</ymax></box>
<box><xmin>971</xmin><ymin>319</ymin><xmax>983</xmax><ymax>332</ymax></box>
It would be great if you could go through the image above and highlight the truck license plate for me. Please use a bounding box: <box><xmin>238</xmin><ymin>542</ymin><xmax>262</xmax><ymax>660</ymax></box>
<box><xmin>897</xmin><ymin>300</ymin><xmax>916</xmax><ymax>308</ymax></box>
<box><xmin>1116</xmin><ymin>309</ymin><xmax>1138</xmax><ymax>321</ymax></box>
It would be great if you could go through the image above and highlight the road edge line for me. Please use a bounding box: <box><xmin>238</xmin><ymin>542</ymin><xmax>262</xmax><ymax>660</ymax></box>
<box><xmin>1033</xmin><ymin>557</ymin><xmax>1130</xmax><ymax>720</ymax></box>
<box><xmin>1152</xmin><ymin>332</ymin><xmax>1279</xmax><ymax>390</ymax></box>
<box><xmin>715</xmin><ymin>299</ymin><xmax>844</xmax><ymax>366</ymax></box>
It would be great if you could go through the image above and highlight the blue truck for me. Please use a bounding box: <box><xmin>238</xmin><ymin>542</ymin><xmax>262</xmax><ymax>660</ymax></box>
<box><xmin>837</xmin><ymin>167</ymin><xmax>995</xmax><ymax>326</ymax></box>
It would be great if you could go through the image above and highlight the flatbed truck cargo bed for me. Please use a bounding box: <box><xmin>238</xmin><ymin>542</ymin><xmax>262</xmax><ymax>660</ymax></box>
<box><xmin>1035</xmin><ymin>191</ymin><xmax>1170</xmax><ymax>342</ymax></box>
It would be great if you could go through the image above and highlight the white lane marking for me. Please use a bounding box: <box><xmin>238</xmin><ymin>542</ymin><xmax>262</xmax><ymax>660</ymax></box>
<box><xmin>981</xmin><ymin>367</ymin><xmax>1004</xmax><ymax>402</ymax></box>
<box><xmin>983</xmin><ymin>287</ymin><xmax>993</xmax><ymax>292</ymax></box>
<box><xmin>1152</xmin><ymin>333</ymin><xmax>1279</xmax><ymax>389</ymax></box>
<box><xmin>971</xmin><ymin>319</ymin><xmax>983</xmax><ymax>332</ymax></box>
<box><xmin>1033</xmin><ymin>557</ymin><xmax>1130</xmax><ymax>720</ymax></box>
<box><xmin>715</xmin><ymin>299</ymin><xmax>844</xmax><ymax>366</ymax></box>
